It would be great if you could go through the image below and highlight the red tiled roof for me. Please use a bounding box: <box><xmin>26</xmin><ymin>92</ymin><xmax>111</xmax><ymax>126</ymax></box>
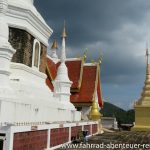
<box><xmin>46</xmin><ymin>57</ymin><xmax>103</xmax><ymax>108</ymax></box>
<box><xmin>67</xmin><ymin>60</ymin><xmax>83</xmax><ymax>89</ymax></box>
<box><xmin>70</xmin><ymin>66</ymin><xmax>97</xmax><ymax>103</ymax></box>
<box><xmin>46</xmin><ymin>58</ymin><xmax>83</xmax><ymax>90</ymax></box>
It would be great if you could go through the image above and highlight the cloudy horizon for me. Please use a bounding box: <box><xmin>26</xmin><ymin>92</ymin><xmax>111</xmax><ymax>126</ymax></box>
<box><xmin>35</xmin><ymin>0</ymin><xmax>150</xmax><ymax>110</ymax></box>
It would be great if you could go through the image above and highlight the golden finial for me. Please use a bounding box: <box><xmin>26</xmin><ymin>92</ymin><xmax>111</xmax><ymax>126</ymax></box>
<box><xmin>83</xmin><ymin>48</ymin><xmax>88</xmax><ymax>62</ymax></box>
<box><xmin>51</xmin><ymin>39</ymin><xmax>58</xmax><ymax>49</ymax></box>
<box><xmin>97</xmin><ymin>55</ymin><xmax>102</xmax><ymax>64</ymax></box>
<box><xmin>61</xmin><ymin>20</ymin><xmax>67</xmax><ymax>38</ymax></box>
<box><xmin>146</xmin><ymin>42</ymin><xmax>149</xmax><ymax>65</ymax></box>
<box><xmin>97</xmin><ymin>49</ymin><xmax>103</xmax><ymax>64</ymax></box>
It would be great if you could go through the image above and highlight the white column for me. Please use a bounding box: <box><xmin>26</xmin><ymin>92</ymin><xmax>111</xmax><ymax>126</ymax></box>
<box><xmin>6</xmin><ymin>127</ymin><xmax>14</xmax><ymax>150</ymax></box>
<box><xmin>82</xmin><ymin>125</ymin><xmax>84</xmax><ymax>131</ymax></box>
<box><xmin>68</xmin><ymin>126</ymin><xmax>71</xmax><ymax>142</ymax></box>
<box><xmin>47</xmin><ymin>129</ymin><xmax>50</xmax><ymax>149</ymax></box>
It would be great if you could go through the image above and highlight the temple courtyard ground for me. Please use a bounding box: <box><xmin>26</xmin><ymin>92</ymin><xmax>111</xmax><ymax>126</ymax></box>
<box><xmin>57</xmin><ymin>131</ymin><xmax>150</xmax><ymax>150</ymax></box>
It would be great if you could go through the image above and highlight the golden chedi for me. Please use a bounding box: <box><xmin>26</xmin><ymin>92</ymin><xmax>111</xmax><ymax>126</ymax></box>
<box><xmin>89</xmin><ymin>99</ymin><xmax>102</xmax><ymax>121</ymax></box>
<box><xmin>132</xmin><ymin>49</ymin><xmax>150</xmax><ymax>131</ymax></box>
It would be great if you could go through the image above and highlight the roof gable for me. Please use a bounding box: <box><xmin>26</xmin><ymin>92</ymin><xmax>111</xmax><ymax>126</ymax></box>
<box><xmin>46</xmin><ymin>57</ymin><xmax>103</xmax><ymax>108</ymax></box>
<box><xmin>70</xmin><ymin>65</ymin><xmax>97</xmax><ymax>103</ymax></box>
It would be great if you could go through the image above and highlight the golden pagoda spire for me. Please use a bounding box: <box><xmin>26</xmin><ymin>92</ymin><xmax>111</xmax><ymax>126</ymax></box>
<box><xmin>51</xmin><ymin>39</ymin><xmax>58</xmax><ymax>49</ymax></box>
<box><xmin>132</xmin><ymin>46</ymin><xmax>150</xmax><ymax>131</ymax></box>
<box><xmin>89</xmin><ymin>98</ymin><xmax>102</xmax><ymax>121</ymax></box>
<box><xmin>146</xmin><ymin>44</ymin><xmax>150</xmax><ymax>79</ymax></box>
<box><xmin>61</xmin><ymin>21</ymin><xmax>67</xmax><ymax>38</ymax></box>
<box><xmin>137</xmin><ymin>47</ymin><xmax>150</xmax><ymax>105</ymax></box>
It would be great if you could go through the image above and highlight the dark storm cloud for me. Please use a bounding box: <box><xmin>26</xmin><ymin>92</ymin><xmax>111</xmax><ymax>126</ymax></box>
<box><xmin>34</xmin><ymin>0</ymin><xmax>150</xmax><ymax>109</ymax></box>
<box><xmin>35</xmin><ymin>0</ymin><xmax>150</xmax><ymax>46</ymax></box>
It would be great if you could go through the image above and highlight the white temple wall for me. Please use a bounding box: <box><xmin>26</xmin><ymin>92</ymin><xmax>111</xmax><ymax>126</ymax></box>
<box><xmin>0</xmin><ymin>100</ymin><xmax>81</xmax><ymax>123</ymax></box>
<box><xmin>0</xmin><ymin>62</ymin><xmax>81</xmax><ymax>123</ymax></box>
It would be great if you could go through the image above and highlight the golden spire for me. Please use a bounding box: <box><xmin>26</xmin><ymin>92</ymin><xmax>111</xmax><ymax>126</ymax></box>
<box><xmin>146</xmin><ymin>44</ymin><xmax>149</xmax><ymax>65</ymax></box>
<box><xmin>145</xmin><ymin>47</ymin><xmax>150</xmax><ymax>82</ymax></box>
<box><xmin>61</xmin><ymin>21</ymin><xmax>67</xmax><ymax>38</ymax></box>
<box><xmin>51</xmin><ymin>39</ymin><xmax>58</xmax><ymax>49</ymax></box>
<box><xmin>89</xmin><ymin>99</ymin><xmax>102</xmax><ymax>121</ymax></box>
<box><xmin>137</xmin><ymin>48</ymin><xmax>150</xmax><ymax>105</ymax></box>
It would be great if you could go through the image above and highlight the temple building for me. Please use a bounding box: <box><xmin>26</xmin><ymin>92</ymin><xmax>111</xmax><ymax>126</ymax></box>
<box><xmin>0</xmin><ymin>0</ymin><xmax>103</xmax><ymax>149</ymax></box>
<box><xmin>132</xmin><ymin>48</ymin><xmax>150</xmax><ymax>131</ymax></box>
<box><xmin>46</xmin><ymin>40</ymin><xmax>103</xmax><ymax>120</ymax></box>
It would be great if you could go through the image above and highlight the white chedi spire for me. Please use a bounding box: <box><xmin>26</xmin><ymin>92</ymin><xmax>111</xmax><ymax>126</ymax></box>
<box><xmin>53</xmin><ymin>23</ymin><xmax>74</xmax><ymax>110</ymax></box>
<box><xmin>54</xmin><ymin>22</ymin><xmax>71</xmax><ymax>82</ymax></box>
<box><xmin>60</xmin><ymin>22</ymin><xmax>67</xmax><ymax>62</ymax></box>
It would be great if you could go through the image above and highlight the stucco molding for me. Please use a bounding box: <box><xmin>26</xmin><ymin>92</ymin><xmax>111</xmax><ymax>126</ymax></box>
<box><xmin>6</xmin><ymin>3</ymin><xmax>52</xmax><ymax>46</ymax></box>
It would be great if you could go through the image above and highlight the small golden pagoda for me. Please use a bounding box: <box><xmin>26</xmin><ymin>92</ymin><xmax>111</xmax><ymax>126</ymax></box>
<box><xmin>51</xmin><ymin>39</ymin><xmax>58</xmax><ymax>49</ymax></box>
<box><xmin>132</xmin><ymin>48</ymin><xmax>150</xmax><ymax>131</ymax></box>
<box><xmin>89</xmin><ymin>99</ymin><xmax>102</xmax><ymax>121</ymax></box>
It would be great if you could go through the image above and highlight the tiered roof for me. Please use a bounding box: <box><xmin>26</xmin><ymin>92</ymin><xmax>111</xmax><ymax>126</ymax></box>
<box><xmin>46</xmin><ymin>57</ymin><xmax>103</xmax><ymax>108</ymax></box>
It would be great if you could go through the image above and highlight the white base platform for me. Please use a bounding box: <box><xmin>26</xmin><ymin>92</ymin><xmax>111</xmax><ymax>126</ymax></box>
<box><xmin>0</xmin><ymin>63</ymin><xmax>81</xmax><ymax>123</ymax></box>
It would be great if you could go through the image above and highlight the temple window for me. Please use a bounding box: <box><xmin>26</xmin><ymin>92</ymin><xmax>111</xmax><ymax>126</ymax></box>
<box><xmin>32</xmin><ymin>39</ymin><xmax>41</xmax><ymax>70</ymax></box>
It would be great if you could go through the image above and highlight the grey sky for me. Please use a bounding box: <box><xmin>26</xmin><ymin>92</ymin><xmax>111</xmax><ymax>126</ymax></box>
<box><xmin>35</xmin><ymin>0</ymin><xmax>150</xmax><ymax>110</ymax></box>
